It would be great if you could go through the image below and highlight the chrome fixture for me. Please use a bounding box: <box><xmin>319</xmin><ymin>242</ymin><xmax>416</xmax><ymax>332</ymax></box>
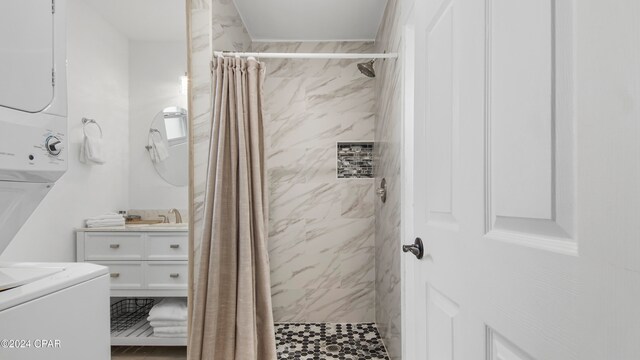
<box><xmin>169</xmin><ymin>208</ymin><xmax>183</xmax><ymax>224</ymax></box>
<box><xmin>402</xmin><ymin>237</ymin><xmax>424</xmax><ymax>259</ymax></box>
<box><xmin>159</xmin><ymin>215</ymin><xmax>169</xmax><ymax>223</ymax></box>
<box><xmin>376</xmin><ymin>178</ymin><xmax>387</xmax><ymax>203</ymax></box>
<box><xmin>82</xmin><ymin>117</ymin><xmax>103</xmax><ymax>137</ymax></box>
<box><xmin>357</xmin><ymin>59</ymin><xmax>376</xmax><ymax>78</ymax></box>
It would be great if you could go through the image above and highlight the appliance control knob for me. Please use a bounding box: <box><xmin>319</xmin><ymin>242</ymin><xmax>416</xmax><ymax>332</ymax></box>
<box><xmin>46</xmin><ymin>136</ymin><xmax>63</xmax><ymax>156</ymax></box>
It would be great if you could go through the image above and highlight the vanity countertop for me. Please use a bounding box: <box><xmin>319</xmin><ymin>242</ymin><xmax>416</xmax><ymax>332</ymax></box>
<box><xmin>76</xmin><ymin>224</ymin><xmax>188</xmax><ymax>232</ymax></box>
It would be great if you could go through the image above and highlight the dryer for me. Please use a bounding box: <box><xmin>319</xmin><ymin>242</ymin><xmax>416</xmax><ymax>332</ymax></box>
<box><xmin>0</xmin><ymin>1</ymin><xmax>110</xmax><ymax>359</ymax></box>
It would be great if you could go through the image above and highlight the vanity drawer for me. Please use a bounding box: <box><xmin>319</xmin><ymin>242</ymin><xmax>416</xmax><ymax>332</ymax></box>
<box><xmin>95</xmin><ymin>261</ymin><xmax>144</xmax><ymax>290</ymax></box>
<box><xmin>144</xmin><ymin>262</ymin><xmax>188</xmax><ymax>290</ymax></box>
<box><xmin>145</xmin><ymin>233</ymin><xmax>188</xmax><ymax>260</ymax></box>
<box><xmin>84</xmin><ymin>233</ymin><xmax>144</xmax><ymax>261</ymax></box>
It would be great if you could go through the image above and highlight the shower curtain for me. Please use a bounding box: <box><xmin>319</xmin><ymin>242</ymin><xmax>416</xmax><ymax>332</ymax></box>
<box><xmin>188</xmin><ymin>57</ymin><xmax>277</xmax><ymax>360</ymax></box>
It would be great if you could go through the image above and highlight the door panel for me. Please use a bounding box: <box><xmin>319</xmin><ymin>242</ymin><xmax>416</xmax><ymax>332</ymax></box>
<box><xmin>404</xmin><ymin>0</ymin><xmax>585</xmax><ymax>359</ymax></box>
<box><xmin>404</xmin><ymin>0</ymin><xmax>640</xmax><ymax>358</ymax></box>
<box><xmin>425</xmin><ymin>0</ymin><xmax>459</xmax><ymax>229</ymax></box>
<box><xmin>409</xmin><ymin>0</ymin><xmax>467</xmax><ymax>357</ymax></box>
<box><xmin>426</xmin><ymin>285</ymin><xmax>459</xmax><ymax>360</ymax></box>
<box><xmin>485</xmin><ymin>0</ymin><xmax>576</xmax><ymax>254</ymax></box>
<box><xmin>489</xmin><ymin>0</ymin><xmax>555</xmax><ymax>221</ymax></box>
<box><xmin>487</xmin><ymin>328</ymin><xmax>535</xmax><ymax>360</ymax></box>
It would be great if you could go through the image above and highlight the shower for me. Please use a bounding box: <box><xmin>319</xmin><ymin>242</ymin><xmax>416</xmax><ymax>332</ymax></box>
<box><xmin>357</xmin><ymin>59</ymin><xmax>376</xmax><ymax>77</ymax></box>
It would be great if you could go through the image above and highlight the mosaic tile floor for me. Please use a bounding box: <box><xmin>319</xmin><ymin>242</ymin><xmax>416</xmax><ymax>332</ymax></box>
<box><xmin>275</xmin><ymin>323</ymin><xmax>390</xmax><ymax>360</ymax></box>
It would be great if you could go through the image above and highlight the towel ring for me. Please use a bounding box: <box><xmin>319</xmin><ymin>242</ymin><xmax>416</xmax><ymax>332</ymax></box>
<box><xmin>82</xmin><ymin>118</ymin><xmax>103</xmax><ymax>138</ymax></box>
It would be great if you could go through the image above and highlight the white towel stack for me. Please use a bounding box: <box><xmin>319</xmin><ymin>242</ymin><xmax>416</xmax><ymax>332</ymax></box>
<box><xmin>85</xmin><ymin>214</ymin><xmax>125</xmax><ymax>228</ymax></box>
<box><xmin>149</xmin><ymin>132</ymin><xmax>170</xmax><ymax>164</ymax></box>
<box><xmin>147</xmin><ymin>298</ymin><xmax>187</xmax><ymax>338</ymax></box>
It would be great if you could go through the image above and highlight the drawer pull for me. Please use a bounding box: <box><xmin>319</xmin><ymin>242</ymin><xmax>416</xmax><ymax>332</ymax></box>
<box><xmin>109</xmin><ymin>244</ymin><xmax>120</xmax><ymax>249</ymax></box>
<box><xmin>110</xmin><ymin>273</ymin><xmax>120</xmax><ymax>278</ymax></box>
<box><xmin>170</xmin><ymin>244</ymin><xmax>180</xmax><ymax>249</ymax></box>
<box><xmin>169</xmin><ymin>273</ymin><xmax>180</xmax><ymax>278</ymax></box>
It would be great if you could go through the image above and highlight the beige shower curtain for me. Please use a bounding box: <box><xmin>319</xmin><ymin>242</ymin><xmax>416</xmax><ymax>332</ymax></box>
<box><xmin>188</xmin><ymin>57</ymin><xmax>277</xmax><ymax>360</ymax></box>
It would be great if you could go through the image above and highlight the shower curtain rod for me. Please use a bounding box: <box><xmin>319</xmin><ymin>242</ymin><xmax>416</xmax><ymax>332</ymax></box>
<box><xmin>213</xmin><ymin>51</ymin><xmax>398</xmax><ymax>60</ymax></box>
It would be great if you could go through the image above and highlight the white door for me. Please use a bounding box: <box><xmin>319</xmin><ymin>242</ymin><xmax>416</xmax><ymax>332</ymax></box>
<box><xmin>402</xmin><ymin>0</ymin><xmax>640</xmax><ymax>359</ymax></box>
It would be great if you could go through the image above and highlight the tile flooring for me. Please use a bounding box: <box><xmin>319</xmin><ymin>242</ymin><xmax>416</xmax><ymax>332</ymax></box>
<box><xmin>276</xmin><ymin>323</ymin><xmax>389</xmax><ymax>360</ymax></box>
<box><xmin>111</xmin><ymin>323</ymin><xmax>389</xmax><ymax>360</ymax></box>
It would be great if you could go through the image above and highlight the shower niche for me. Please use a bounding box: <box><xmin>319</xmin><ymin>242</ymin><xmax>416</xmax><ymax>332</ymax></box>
<box><xmin>337</xmin><ymin>142</ymin><xmax>374</xmax><ymax>179</ymax></box>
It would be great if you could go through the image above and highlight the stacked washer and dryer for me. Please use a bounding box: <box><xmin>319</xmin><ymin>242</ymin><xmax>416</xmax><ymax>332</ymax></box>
<box><xmin>0</xmin><ymin>1</ymin><xmax>110</xmax><ymax>359</ymax></box>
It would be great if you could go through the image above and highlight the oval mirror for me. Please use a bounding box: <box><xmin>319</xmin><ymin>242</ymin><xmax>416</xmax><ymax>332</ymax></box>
<box><xmin>147</xmin><ymin>106</ymin><xmax>188</xmax><ymax>186</ymax></box>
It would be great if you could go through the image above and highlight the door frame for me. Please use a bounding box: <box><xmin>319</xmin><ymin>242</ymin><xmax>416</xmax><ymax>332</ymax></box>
<box><xmin>400</xmin><ymin>3</ymin><xmax>417</xmax><ymax>359</ymax></box>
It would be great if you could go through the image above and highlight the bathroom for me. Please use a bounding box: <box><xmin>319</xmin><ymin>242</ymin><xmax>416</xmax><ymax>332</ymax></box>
<box><xmin>1</xmin><ymin>0</ymin><xmax>640</xmax><ymax>360</ymax></box>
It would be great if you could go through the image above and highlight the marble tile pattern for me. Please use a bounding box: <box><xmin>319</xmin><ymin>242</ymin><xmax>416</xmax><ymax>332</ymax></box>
<box><xmin>275</xmin><ymin>323</ymin><xmax>389</xmax><ymax>360</ymax></box>
<box><xmin>255</xmin><ymin>42</ymin><xmax>377</xmax><ymax>323</ymax></box>
<box><xmin>374</xmin><ymin>0</ymin><xmax>404</xmax><ymax>359</ymax></box>
<box><xmin>189</xmin><ymin>0</ymin><xmax>251</xmax><ymax>288</ymax></box>
<box><xmin>189</xmin><ymin>1</ymin><xmax>380</xmax><ymax>329</ymax></box>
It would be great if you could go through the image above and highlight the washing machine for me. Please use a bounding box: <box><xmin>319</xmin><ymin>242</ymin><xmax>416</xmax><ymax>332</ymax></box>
<box><xmin>0</xmin><ymin>1</ymin><xmax>110</xmax><ymax>359</ymax></box>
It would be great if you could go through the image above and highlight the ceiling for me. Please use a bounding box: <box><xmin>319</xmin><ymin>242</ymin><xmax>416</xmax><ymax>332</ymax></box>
<box><xmin>233</xmin><ymin>0</ymin><xmax>388</xmax><ymax>42</ymax></box>
<box><xmin>83</xmin><ymin>0</ymin><xmax>187</xmax><ymax>42</ymax></box>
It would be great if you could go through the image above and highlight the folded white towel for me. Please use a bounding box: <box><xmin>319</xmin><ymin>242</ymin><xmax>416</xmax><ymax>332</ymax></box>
<box><xmin>153</xmin><ymin>332</ymin><xmax>187</xmax><ymax>338</ymax></box>
<box><xmin>149</xmin><ymin>132</ymin><xmax>170</xmax><ymax>163</ymax></box>
<box><xmin>86</xmin><ymin>214</ymin><xmax>124</xmax><ymax>221</ymax></box>
<box><xmin>86</xmin><ymin>218</ymin><xmax>124</xmax><ymax>224</ymax></box>
<box><xmin>149</xmin><ymin>320</ymin><xmax>187</xmax><ymax>328</ymax></box>
<box><xmin>86</xmin><ymin>221</ymin><xmax>125</xmax><ymax>228</ymax></box>
<box><xmin>86</xmin><ymin>214</ymin><xmax>125</xmax><ymax>228</ymax></box>
<box><xmin>87</xmin><ymin>223</ymin><xmax>124</xmax><ymax>228</ymax></box>
<box><xmin>152</xmin><ymin>325</ymin><xmax>188</xmax><ymax>338</ymax></box>
<box><xmin>152</xmin><ymin>326</ymin><xmax>188</xmax><ymax>334</ymax></box>
<box><xmin>147</xmin><ymin>298</ymin><xmax>188</xmax><ymax>322</ymax></box>
<box><xmin>80</xmin><ymin>134</ymin><xmax>105</xmax><ymax>165</ymax></box>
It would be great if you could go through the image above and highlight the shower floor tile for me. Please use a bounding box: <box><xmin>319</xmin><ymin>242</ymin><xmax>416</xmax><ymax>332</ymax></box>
<box><xmin>276</xmin><ymin>323</ymin><xmax>389</xmax><ymax>360</ymax></box>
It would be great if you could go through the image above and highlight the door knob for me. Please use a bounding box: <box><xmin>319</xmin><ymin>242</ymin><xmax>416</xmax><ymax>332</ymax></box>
<box><xmin>402</xmin><ymin>237</ymin><xmax>424</xmax><ymax>259</ymax></box>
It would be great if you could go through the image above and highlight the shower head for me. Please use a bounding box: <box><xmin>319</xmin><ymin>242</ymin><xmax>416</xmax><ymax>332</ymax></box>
<box><xmin>357</xmin><ymin>59</ymin><xmax>376</xmax><ymax>78</ymax></box>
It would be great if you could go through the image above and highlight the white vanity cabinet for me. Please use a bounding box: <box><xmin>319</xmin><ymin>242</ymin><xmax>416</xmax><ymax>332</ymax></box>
<box><xmin>76</xmin><ymin>228</ymin><xmax>188</xmax><ymax>346</ymax></box>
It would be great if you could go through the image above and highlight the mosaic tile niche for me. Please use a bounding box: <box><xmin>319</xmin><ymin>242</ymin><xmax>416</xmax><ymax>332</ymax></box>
<box><xmin>337</xmin><ymin>142</ymin><xmax>374</xmax><ymax>179</ymax></box>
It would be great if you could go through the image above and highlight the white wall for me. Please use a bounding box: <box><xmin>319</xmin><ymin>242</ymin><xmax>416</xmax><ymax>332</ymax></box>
<box><xmin>0</xmin><ymin>0</ymin><xmax>130</xmax><ymax>262</ymax></box>
<box><xmin>128</xmin><ymin>41</ymin><xmax>188</xmax><ymax>210</ymax></box>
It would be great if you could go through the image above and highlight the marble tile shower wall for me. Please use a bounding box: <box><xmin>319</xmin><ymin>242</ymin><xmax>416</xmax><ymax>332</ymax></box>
<box><xmin>190</xmin><ymin>0</ymin><xmax>251</xmax><ymax>287</ymax></box>
<box><xmin>374</xmin><ymin>0</ymin><xmax>404</xmax><ymax>359</ymax></box>
<box><xmin>254</xmin><ymin>42</ymin><xmax>378</xmax><ymax>323</ymax></box>
<box><xmin>191</xmin><ymin>1</ymin><xmax>383</xmax><ymax>327</ymax></box>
